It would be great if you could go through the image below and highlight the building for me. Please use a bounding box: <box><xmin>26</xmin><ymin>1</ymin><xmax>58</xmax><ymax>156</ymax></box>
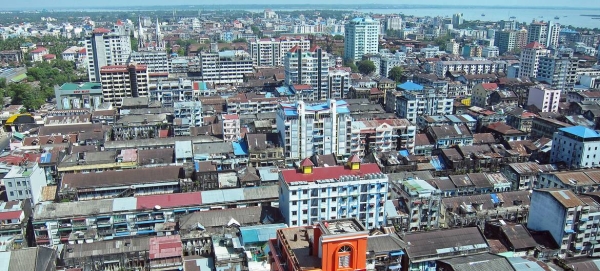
<box><xmin>344</xmin><ymin>17</ymin><xmax>380</xmax><ymax>61</ymax></box>
<box><xmin>445</xmin><ymin>39</ymin><xmax>460</xmax><ymax>55</ymax></box>
<box><xmin>427</xmin><ymin>124</ymin><xmax>474</xmax><ymax>149</ymax></box>
<box><xmin>471</xmin><ymin>83</ymin><xmax>499</xmax><ymax>108</ymax></box>
<box><xmin>482</xmin><ymin>46</ymin><xmax>500</xmax><ymax>58</ymax></box>
<box><xmin>173</xmin><ymin>101</ymin><xmax>202</xmax><ymax>136</ymax></box>
<box><xmin>196</xmin><ymin>50</ymin><xmax>253</xmax><ymax>84</ymax></box>
<box><xmin>452</xmin><ymin>13</ymin><xmax>464</xmax><ymax>28</ymax></box>
<box><xmin>148</xmin><ymin>79</ymin><xmax>197</xmax><ymax>107</ymax></box>
<box><xmin>277</xmin><ymin>100</ymin><xmax>351</xmax><ymax>162</ymax></box>
<box><xmin>86</xmin><ymin>24</ymin><xmax>132</xmax><ymax>82</ymax></box>
<box><xmin>527</xmin><ymin>189</ymin><xmax>600</xmax><ymax>258</ymax></box>
<box><xmin>434</xmin><ymin>60</ymin><xmax>498</xmax><ymax>78</ymax></box>
<box><xmin>328</xmin><ymin>67</ymin><xmax>351</xmax><ymax>100</ymax></box>
<box><xmin>284</xmin><ymin>46</ymin><xmax>330</xmax><ymax>101</ymax></box>
<box><xmin>395</xmin><ymin>84</ymin><xmax>454</xmax><ymax>123</ymax></box>
<box><xmin>495</xmin><ymin>30</ymin><xmax>517</xmax><ymax>54</ymax></box>
<box><xmin>30</xmin><ymin>47</ymin><xmax>49</xmax><ymax>62</ymax></box>
<box><xmin>128</xmin><ymin>50</ymin><xmax>170</xmax><ymax>74</ymax></box>
<box><xmin>350</xmin><ymin>118</ymin><xmax>416</xmax><ymax>158</ymax></box>
<box><xmin>386</xmin><ymin>15</ymin><xmax>403</xmax><ymax>31</ymax></box>
<box><xmin>248</xmin><ymin>37</ymin><xmax>311</xmax><ymax>67</ymax></box>
<box><xmin>550</xmin><ymin>126</ymin><xmax>600</xmax><ymax>169</ymax></box>
<box><xmin>392</xmin><ymin>178</ymin><xmax>442</xmax><ymax>231</ymax></box>
<box><xmin>54</xmin><ymin>82</ymin><xmax>104</xmax><ymax>110</ymax></box>
<box><xmin>0</xmin><ymin>50</ymin><xmax>23</xmax><ymax>64</ymax></box>
<box><xmin>279</xmin><ymin>158</ymin><xmax>388</xmax><ymax>228</ymax></box>
<box><xmin>3</xmin><ymin>162</ymin><xmax>47</xmax><ymax>205</ymax></box>
<box><xmin>222</xmin><ymin>114</ymin><xmax>241</xmax><ymax>142</ymax></box>
<box><xmin>100</xmin><ymin>64</ymin><xmax>149</xmax><ymax>107</ymax></box>
<box><xmin>0</xmin><ymin>247</ymin><xmax>57</xmax><ymax>271</ymax></box>
<box><xmin>0</xmin><ymin>200</ymin><xmax>31</xmax><ymax>250</ymax></box>
<box><xmin>519</xmin><ymin>41</ymin><xmax>549</xmax><ymax>78</ymax></box>
<box><xmin>527</xmin><ymin>84</ymin><xmax>560</xmax><ymax>113</ymax></box>
<box><xmin>537</xmin><ymin>55</ymin><xmax>578</xmax><ymax>92</ymax></box>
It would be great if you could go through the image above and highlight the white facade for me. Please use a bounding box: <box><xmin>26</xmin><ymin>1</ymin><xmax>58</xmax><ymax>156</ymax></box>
<box><xmin>100</xmin><ymin>65</ymin><xmax>149</xmax><ymax>107</ymax></box>
<box><xmin>3</xmin><ymin>162</ymin><xmax>47</xmax><ymax>205</ymax></box>
<box><xmin>328</xmin><ymin>68</ymin><xmax>351</xmax><ymax>100</ymax></box>
<box><xmin>86</xmin><ymin>24</ymin><xmax>132</xmax><ymax>82</ymax></box>
<box><xmin>527</xmin><ymin>85</ymin><xmax>560</xmax><ymax>113</ymax></box>
<box><xmin>519</xmin><ymin>42</ymin><xmax>550</xmax><ymax>78</ymax></box>
<box><xmin>284</xmin><ymin>47</ymin><xmax>330</xmax><ymax>101</ymax></box>
<box><xmin>197</xmin><ymin>51</ymin><xmax>253</xmax><ymax>84</ymax></box>
<box><xmin>350</xmin><ymin>119</ymin><xmax>416</xmax><ymax>158</ymax></box>
<box><xmin>173</xmin><ymin>101</ymin><xmax>202</xmax><ymax>136</ymax></box>
<box><xmin>128</xmin><ymin>51</ymin><xmax>170</xmax><ymax>74</ymax></box>
<box><xmin>277</xmin><ymin>100</ymin><xmax>351</xmax><ymax>162</ymax></box>
<box><xmin>222</xmin><ymin>114</ymin><xmax>241</xmax><ymax>142</ymax></box>
<box><xmin>386</xmin><ymin>16</ymin><xmax>403</xmax><ymax>31</ymax></box>
<box><xmin>550</xmin><ymin>126</ymin><xmax>600</xmax><ymax>169</ymax></box>
<box><xmin>482</xmin><ymin>46</ymin><xmax>500</xmax><ymax>58</ymax></box>
<box><xmin>434</xmin><ymin>60</ymin><xmax>498</xmax><ymax>78</ymax></box>
<box><xmin>537</xmin><ymin>56</ymin><xmax>578</xmax><ymax>92</ymax></box>
<box><xmin>279</xmin><ymin>163</ymin><xmax>389</xmax><ymax>229</ymax></box>
<box><xmin>248</xmin><ymin>37</ymin><xmax>310</xmax><ymax>67</ymax></box>
<box><xmin>344</xmin><ymin>17</ymin><xmax>380</xmax><ymax>61</ymax></box>
<box><xmin>396</xmin><ymin>89</ymin><xmax>454</xmax><ymax>123</ymax></box>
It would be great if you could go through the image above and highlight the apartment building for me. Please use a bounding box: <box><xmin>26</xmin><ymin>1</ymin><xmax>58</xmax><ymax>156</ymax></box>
<box><xmin>434</xmin><ymin>60</ymin><xmax>498</xmax><ymax>78</ymax></box>
<box><xmin>54</xmin><ymin>82</ymin><xmax>104</xmax><ymax>110</ymax></box>
<box><xmin>345</xmin><ymin>17</ymin><xmax>380</xmax><ymax>60</ymax></box>
<box><xmin>279</xmin><ymin>158</ymin><xmax>389</xmax><ymax>229</ymax></box>
<box><xmin>3</xmin><ymin>162</ymin><xmax>47</xmax><ymax>205</ymax></box>
<box><xmin>226</xmin><ymin>93</ymin><xmax>288</xmax><ymax>115</ymax></box>
<box><xmin>550</xmin><ymin>126</ymin><xmax>600</xmax><ymax>169</ymax></box>
<box><xmin>395</xmin><ymin>85</ymin><xmax>454</xmax><ymax>123</ymax></box>
<box><xmin>86</xmin><ymin>23</ymin><xmax>132</xmax><ymax>82</ymax></box>
<box><xmin>519</xmin><ymin>41</ymin><xmax>550</xmax><ymax>78</ymax></box>
<box><xmin>277</xmin><ymin>100</ymin><xmax>352</xmax><ymax>162</ymax></box>
<box><xmin>328</xmin><ymin>67</ymin><xmax>351</xmax><ymax>100</ymax></box>
<box><xmin>100</xmin><ymin>64</ymin><xmax>149</xmax><ymax>107</ymax></box>
<box><xmin>501</xmin><ymin>162</ymin><xmax>557</xmax><ymax>190</ymax></box>
<box><xmin>349</xmin><ymin>118</ymin><xmax>416</xmax><ymax>158</ymax></box>
<box><xmin>528</xmin><ymin>189</ymin><xmax>600</xmax><ymax>258</ymax></box>
<box><xmin>537</xmin><ymin>55</ymin><xmax>579</xmax><ymax>92</ymax></box>
<box><xmin>173</xmin><ymin>101</ymin><xmax>202</xmax><ymax>136</ymax></box>
<box><xmin>392</xmin><ymin>178</ymin><xmax>441</xmax><ymax>232</ymax></box>
<box><xmin>495</xmin><ymin>30</ymin><xmax>517</xmax><ymax>54</ymax></box>
<box><xmin>248</xmin><ymin>37</ymin><xmax>310</xmax><ymax>66</ymax></box>
<box><xmin>128</xmin><ymin>50</ymin><xmax>170</xmax><ymax>74</ymax></box>
<box><xmin>148</xmin><ymin>79</ymin><xmax>197</xmax><ymax>107</ymax></box>
<box><xmin>221</xmin><ymin>114</ymin><xmax>241</xmax><ymax>142</ymax></box>
<box><xmin>527</xmin><ymin>84</ymin><xmax>561</xmax><ymax>113</ymax></box>
<box><xmin>197</xmin><ymin>50</ymin><xmax>253</xmax><ymax>84</ymax></box>
<box><xmin>284</xmin><ymin>46</ymin><xmax>330</xmax><ymax>101</ymax></box>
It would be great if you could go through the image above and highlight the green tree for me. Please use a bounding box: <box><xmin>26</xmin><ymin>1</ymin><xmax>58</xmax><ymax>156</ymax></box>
<box><xmin>177</xmin><ymin>48</ymin><xmax>185</xmax><ymax>56</ymax></box>
<box><xmin>333</xmin><ymin>35</ymin><xmax>344</xmax><ymax>40</ymax></box>
<box><xmin>131</xmin><ymin>37</ymin><xmax>139</xmax><ymax>51</ymax></box>
<box><xmin>357</xmin><ymin>60</ymin><xmax>376</xmax><ymax>75</ymax></box>
<box><xmin>388</xmin><ymin>66</ymin><xmax>404</xmax><ymax>82</ymax></box>
<box><xmin>7</xmin><ymin>83</ymin><xmax>44</xmax><ymax>110</ymax></box>
<box><xmin>344</xmin><ymin>59</ymin><xmax>358</xmax><ymax>73</ymax></box>
<box><xmin>232</xmin><ymin>38</ymin><xmax>247</xmax><ymax>43</ymax></box>
<box><xmin>0</xmin><ymin>78</ymin><xmax>6</xmax><ymax>89</ymax></box>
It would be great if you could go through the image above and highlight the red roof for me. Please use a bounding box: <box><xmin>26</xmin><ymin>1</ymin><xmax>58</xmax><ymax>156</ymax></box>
<box><xmin>300</xmin><ymin>158</ymin><xmax>314</xmax><ymax>167</ymax></box>
<box><xmin>149</xmin><ymin>235</ymin><xmax>182</xmax><ymax>260</ymax></box>
<box><xmin>92</xmin><ymin>27</ymin><xmax>111</xmax><ymax>34</ymax></box>
<box><xmin>0</xmin><ymin>210</ymin><xmax>22</xmax><ymax>221</ymax></box>
<box><xmin>370</xmin><ymin>87</ymin><xmax>383</xmax><ymax>95</ymax></box>
<box><xmin>78</xmin><ymin>48</ymin><xmax>86</xmax><ymax>54</ymax></box>
<box><xmin>293</xmin><ymin>84</ymin><xmax>312</xmax><ymax>90</ymax></box>
<box><xmin>116</xmin><ymin>20</ymin><xmax>123</xmax><ymax>26</ymax></box>
<box><xmin>348</xmin><ymin>155</ymin><xmax>361</xmax><ymax>163</ymax></box>
<box><xmin>309</xmin><ymin>45</ymin><xmax>321</xmax><ymax>52</ymax></box>
<box><xmin>159</xmin><ymin>129</ymin><xmax>169</xmax><ymax>138</ymax></box>
<box><xmin>289</xmin><ymin>45</ymin><xmax>300</xmax><ymax>53</ymax></box>
<box><xmin>30</xmin><ymin>47</ymin><xmax>47</xmax><ymax>54</ymax></box>
<box><xmin>281</xmin><ymin>163</ymin><xmax>381</xmax><ymax>183</ymax></box>
<box><xmin>525</xmin><ymin>41</ymin><xmax>544</xmax><ymax>49</ymax></box>
<box><xmin>43</xmin><ymin>54</ymin><xmax>56</xmax><ymax>59</ymax></box>
<box><xmin>222</xmin><ymin>114</ymin><xmax>239</xmax><ymax>120</ymax></box>
<box><xmin>136</xmin><ymin>192</ymin><xmax>202</xmax><ymax>210</ymax></box>
<box><xmin>481</xmin><ymin>83</ymin><xmax>498</xmax><ymax>91</ymax></box>
<box><xmin>100</xmin><ymin>64</ymin><xmax>147</xmax><ymax>73</ymax></box>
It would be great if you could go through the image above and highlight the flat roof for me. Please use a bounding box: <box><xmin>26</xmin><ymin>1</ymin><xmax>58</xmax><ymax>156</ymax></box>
<box><xmin>59</xmin><ymin>82</ymin><xmax>102</xmax><ymax>91</ymax></box>
<box><xmin>280</xmin><ymin>163</ymin><xmax>382</xmax><ymax>184</ymax></box>
<box><xmin>61</xmin><ymin>166</ymin><xmax>183</xmax><ymax>190</ymax></box>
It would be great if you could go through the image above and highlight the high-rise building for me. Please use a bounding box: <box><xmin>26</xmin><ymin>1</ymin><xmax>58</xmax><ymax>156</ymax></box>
<box><xmin>495</xmin><ymin>30</ymin><xmax>517</xmax><ymax>55</ymax></box>
<box><xmin>284</xmin><ymin>46</ymin><xmax>330</xmax><ymax>101</ymax></box>
<box><xmin>526</xmin><ymin>84</ymin><xmax>560</xmax><ymax>113</ymax></box>
<box><xmin>248</xmin><ymin>37</ymin><xmax>311</xmax><ymax>67</ymax></box>
<box><xmin>386</xmin><ymin>15</ymin><xmax>403</xmax><ymax>31</ymax></box>
<box><xmin>446</xmin><ymin>39</ymin><xmax>460</xmax><ymax>55</ymax></box>
<box><xmin>499</xmin><ymin>19</ymin><xmax>518</xmax><ymax>31</ymax></box>
<box><xmin>196</xmin><ymin>50</ymin><xmax>253</xmax><ymax>84</ymax></box>
<box><xmin>100</xmin><ymin>64</ymin><xmax>149</xmax><ymax>107</ymax></box>
<box><xmin>328</xmin><ymin>67</ymin><xmax>351</xmax><ymax>100</ymax></box>
<box><xmin>128</xmin><ymin>51</ymin><xmax>170</xmax><ymax>74</ymax></box>
<box><xmin>527</xmin><ymin>21</ymin><xmax>549</xmax><ymax>45</ymax></box>
<box><xmin>277</xmin><ymin>100</ymin><xmax>351</xmax><ymax>162</ymax></box>
<box><xmin>86</xmin><ymin>23</ymin><xmax>132</xmax><ymax>82</ymax></box>
<box><xmin>173</xmin><ymin>101</ymin><xmax>202</xmax><ymax>136</ymax></box>
<box><xmin>550</xmin><ymin>126</ymin><xmax>600</xmax><ymax>169</ymax></box>
<box><xmin>546</xmin><ymin>22</ymin><xmax>561</xmax><ymax>49</ymax></box>
<box><xmin>516</xmin><ymin>28</ymin><xmax>529</xmax><ymax>49</ymax></box>
<box><xmin>394</xmin><ymin>82</ymin><xmax>454</xmax><ymax>123</ymax></box>
<box><xmin>452</xmin><ymin>13</ymin><xmax>464</xmax><ymax>28</ymax></box>
<box><xmin>344</xmin><ymin>17</ymin><xmax>379</xmax><ymax>61</ymax></box>
<box><xmin>537</xmin><ymin>55</ymin><xmax>579</xmax><ymax>91</ymax></box>
<box><xmin>519</xmin><ymin>41</ymin><xmax>549</xmax><ymax>78</ymax></box>
<box><xmin>278</xmin><ymin>158</ymin><xmax>388</xmax><ymax>228</ymax></box>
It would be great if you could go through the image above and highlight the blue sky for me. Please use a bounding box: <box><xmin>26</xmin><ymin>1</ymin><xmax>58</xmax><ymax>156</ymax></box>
<box><xmin>5</xmin><ymin>0</ymin><xmax>600</xmax><ymax>9</ymax></box>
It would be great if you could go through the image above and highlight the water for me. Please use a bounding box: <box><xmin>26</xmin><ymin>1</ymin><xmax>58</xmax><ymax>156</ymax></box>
<box><xmin>247</xmin><ymin>7</ymin><xmax>600</xmax><ymax>29</ymax></box>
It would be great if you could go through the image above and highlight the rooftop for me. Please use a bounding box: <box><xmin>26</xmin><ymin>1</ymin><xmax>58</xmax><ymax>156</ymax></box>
<box><xmin>61</xmin><ymin>166</ymin><xmax>183</xmax><ymax>190</ymax></box>
<box><xmin>558</xmin><ymin>126</ymin><xmax>600</xmax><ymax>139</ymax></box>
<box><xmin>280</xmin><ymin>163</ymin><xmax>383</xmax><ymax>184</ymax></box>
<box><xmin>404</xmin><ymin>227</ymin><xmax>488</xmax><ymax>260</ymax></box>
<box><xmin>538</xmin><ymin>189</ymin><xmax>585</xmax><ymax>208</ymax></box>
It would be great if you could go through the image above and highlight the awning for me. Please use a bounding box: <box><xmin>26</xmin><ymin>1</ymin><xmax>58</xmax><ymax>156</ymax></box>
<box><xmin>390</xmin><ymin>251</ymin><xmax>404</xmax><ymax>257</ymax></box>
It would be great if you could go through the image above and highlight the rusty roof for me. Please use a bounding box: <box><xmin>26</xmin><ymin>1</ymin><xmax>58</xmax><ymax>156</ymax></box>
<box><xmin>537</xmin><ymin>189</ymin><xmax>585</xmax><ymax>208</ymax></box>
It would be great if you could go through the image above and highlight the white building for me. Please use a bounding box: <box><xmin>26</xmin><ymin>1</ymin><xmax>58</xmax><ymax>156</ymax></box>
<box><xmin>86</xmin><ymin>23</ymin><xmax>132</xmax><ymax>82</ymax></box>
<box><xmin>197</xmin><ymin>50</ymin><xmax>253</xmax><ymax>84</ymax></box>
<box><xmin>100</xmin><ymin>64</ymin><xmax>149</xmax><ymax>107</ymax></box>
<box><xmin>344</xmin><ymin>17</ymin><xmax>380</xmax><ymax>61</ymax></box>
<box><xmin>248</xmin><ymin>37</ymin><xmax>310</xmax><ymax>67</ymax></box>
<box><xmin>395</xmin><ymin>82</ymin><xmax>454</xmax><ymax>123</ymax></box>
<box><xmin>519</xmin><ymin>41</ymin><xmax>550</xmax><ymax>78</ymax></box>
<box><xmin>386</xmin><ymin>16</ymin><xmax>403</xmax><ymax>31</ymax></box>
<box><xmin>61</xmin><ymin>46</ymin><xmax>85</xmax><ymax>61</ymax></box>
<box><xmin>482</xmin><ymin>46</ymin><xmax>500</xmax><ymax>58</ymax></box>
<box><xmin>276</xmin><ymin>100</ymin><xmax>351</xmax><ymax>162</ymax></box>
<box><xmin>350</xmin><ymin>119</ymin><xmax>416</xmax><ymax>158</ymax></box>
<box><xmin>445</xmin><ymin>40</ymin><xmax>460</xmax><ymax>55</ymax></box>
<box><xmin>537</xmin><ymin>56</ymin><xmax>579</xmax><ymax>92</ymax></box>
<box><xmin>434</xmin><ymin>60</ymin><xmax>498</xmax><ymax>78</ymax></box>
<box><xmin>222</xmin><ymin>114</ymin><xmax>241</xmax><ymax>142</ymax></box>
<box><xmin>328</xmin><ymin>67</ymin><xmax>351</xmax><ymax>100</ymax></box>
<box><xmin>3</xmin><ymin>162</ymin><xmax>47</xmax><ymax>205</ymax></box>
<box><xmin>392</xmin><ymin>178</ymin><xmax>441</xmax><ymax>231</ymax></box>
<box><xmin>278</xmin><ymin>158</ymin><xmax>388</xmax><ymax>229</ymax></box>
<box><xmin>550</xmin><ymin>126</ymin><xmax>600</xmax><ymax>169</ymax></box>
<box><xmin>421</xmin><ymin>45</ymin><xmax>445</xmax><ymax>58</ymax></box>
<box><xmin>284</xmin><ymin>46</ymin><xmax>330</xmax><ymax>101</ymax></box>
<box><xmin>148</xmin><ymin>79</ymin><xmax>197</xmax><ymax>107</ymax></box>
<box><xmin>128</xmin><ymin>51</ymin><xmax>170</xmax><ymax>74</ymax></box>
<box><xmin>527</xmin><ymin>84</ymin><xmax>560</xmax><ymax>113</ymax></box>
<box><xmin>173</xmin><ymin>101</ymin><xmax>202</xmax><ymax>136</ymax></box>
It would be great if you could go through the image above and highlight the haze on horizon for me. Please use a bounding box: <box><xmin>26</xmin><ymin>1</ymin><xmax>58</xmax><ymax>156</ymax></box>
<box><xmin>4</xmin><ymin>0</ymin><xmax>600</xmax><ymax>9</ymax></box>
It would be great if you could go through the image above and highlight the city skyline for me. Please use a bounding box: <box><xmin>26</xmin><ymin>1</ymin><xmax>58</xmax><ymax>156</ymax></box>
<box><xmin>3</xmin><ymin>0</ymin><xmax>600</xmax><ymax>9</ymax></box>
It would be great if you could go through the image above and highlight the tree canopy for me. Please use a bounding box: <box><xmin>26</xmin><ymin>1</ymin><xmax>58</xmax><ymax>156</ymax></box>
<box><xmin>357</xmin><ymin>60</ymin><xmax>376</xmax><ymax>75</ymax></box>
<box><xmin>388</xmin><ymin>66</ymin><xmax>404</xmax><ymax>82</ymax></box>
<box><xmin>344</xmin><ymin>59</ymin><xmax>358</xmax><ymax>73</ymax></box>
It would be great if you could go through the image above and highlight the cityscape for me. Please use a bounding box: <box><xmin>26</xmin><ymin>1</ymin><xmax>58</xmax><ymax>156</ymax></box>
<box><xmin>1</xmin><ymin>1</ymin><xmax>600</xmax><ymax>271</ymax></box>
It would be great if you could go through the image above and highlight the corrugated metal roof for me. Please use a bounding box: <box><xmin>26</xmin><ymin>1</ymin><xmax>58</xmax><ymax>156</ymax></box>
<box><xmin>242</xmin><ymin>186</ymin><xmax>278</xmax><ymax>201</ymax></box>
<box><xmin>240</xmin><ymin>223</ymin><xmax>287</xmax><ymax>244</ymax></box>
<box><xmin>0</xmin><ymin>251</ymin><xmax>11</xmax><ymax>271</ymax></box>
<box><xmin>201</xmin><ymin>189</ymin><xmax>245</xmax><ymax>204</ymax></box>
<box><xmin>507</xmin><ymin>257</ymin><xmax>549</xmax><ymax>271</ymax></box>
<box><xmin>174</xmin><ymin>141</ymin><xmax>193</xmax><ymax>159</ymax></box>
<box><xmin>112</xmin><ymin>197</ymin><xmax>137</xmax><ymax>212</ymax></box>
<box><xmin>137</xmin><ymin>192</ymin><xmax>202</xmax><ymax>210</ymax></box>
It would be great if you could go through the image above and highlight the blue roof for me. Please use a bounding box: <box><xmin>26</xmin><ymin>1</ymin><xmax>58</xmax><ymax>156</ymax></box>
<box><xmin>232</xmin><ymin>141</ymin><xmax>249</xmax><ymax>156</ymax></box>
<box><xmin>40</xmin><ymin>152</ymin><xmax>52</xmax><ymax>164</ymax></box>
<box><xmin>397</xmin><ymin>82</ymin><xmax>424</xmax><ymax>91</ymax></box>
<box><xmin>240</xmin><ymin>224</ymin><xmax>287</xmax><ymax>245</ymax></box>
<box><xmin>559</xmin><ymin>126</ymin><xmax>600</xmax><ymax>139</ymax></box>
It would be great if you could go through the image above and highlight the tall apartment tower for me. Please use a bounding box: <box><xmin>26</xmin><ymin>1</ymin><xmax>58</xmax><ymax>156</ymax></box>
<box><xmin>344</xmin><ymin>17</ymin><xmax>379</xmax><ymax>61</ymax></box>
<box><xmin>527</xmin><ymin>21</ymin><xmax>549</xmax><ymax>45</ymax></box>
<box><xmin>284</xmin><ymin>46</ymin><xmax>330</xmax><ymax>101</ymax></box>
<box><xmin>386</xmin><ymin>16</ymin><xmax>403</xmax><ymax>31</ymax></box>
<box><xmin>495</xmin><ymin>31</ymin><xmax>517</xmax><ymax>55</ymax></box>
<box><xmin>518</xmin><ymin>41</ymin><xmax>549</xmax><ymax>78</ymax></box>
<box><xmin>86</xmin><ymin>22</ymin><xmax>132</xmax><ymax>82</ymax></box>
<box><xmin>248</xmin><ymin>37</ymin><xmax>311</xmax><ymax>67</ymax></box>
<box><xmin>452</xmin><ymin>13</ymin><xmax>463</xmax><ymax>28</ymax></box>
<box><xmin>537</xmin><ymin>55</ymin><xmax>579</xmax><ymax>91</ymax></box>
<box><xmin>100</xmin><ymin>64</ymin><xmax>149</xmax><ymax>107</ymax></box>
<box><xmin>276</xmin><ymin>100</ymin><xmax>351</xmax><ymax>162</ymax></box>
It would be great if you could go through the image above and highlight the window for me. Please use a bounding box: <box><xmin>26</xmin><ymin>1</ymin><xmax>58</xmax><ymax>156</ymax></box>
<box><xmin>292</xmin><ymin>201</ymin><xmax>297</xmax><ymax>206</ymax></box>
<box><xmin>9</xmin><ymin>192</ymin><xmax>14</xmax><ymax>197</ymax></box>
<box><xmin>292</xmin><ymin>191</ymin><xmax>297</xmax><ymax>196</ymax></box>
<box><xmin>338</xmin><ymin>245</ymin><xmax>352</xmax><ymax>268</ymax></box>
<box><xmin>17</xmin><ymin>181</ymin><xmax>21</xmax><ymax>186</ymax></box>
<box><xmin>292</xmin><ymin>211</ymin><xmax>297</xmax><ymax>216</ymax></box>
<box><xmin>7</xmin><ymin>182</ymin><xmax>12</xmax><ymax>187</ymax></box>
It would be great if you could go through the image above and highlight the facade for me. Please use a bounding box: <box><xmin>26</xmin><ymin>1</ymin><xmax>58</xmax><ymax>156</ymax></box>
<box><xmin>148</xmin><ymin>79</ymin><xmax>196</xmax><ymax>107</ymax></box>
<box><xmin>128</xmin><ymin>50</ymin><xmax>170</xmax><ymax>74</ymax></box>
<box><xmin>393</xmin><ymin>178</ymin><xmax>441</xmax><ymax>232</ymax></box>
<box><xmin>386</xmin><ymin>16</ymin><xmax>403</xmax><ymax>30</ymax></box>
<box><xmin>427</xmin><ymin>124</ymin><xmax>474</xmax><ymax>149</ymax></box>
<box><xmin>0</xmin><ymin>50</ymin><xmax>23</xmax><ymax>64</ymax></box>
<box><xmin>527</xmin><ymin>84</ymin><xmax>561</xmax><ymax>113</ymax></box>
<box><xmin>550</xmin><ymin>126</ymin><xmax>600</xmax><ymax>169</ymax></box>
<box><xmin>279</xmin><ymin>158</ymin><xmax>388</xmax><ymax>229</ymax></box>
<box><xmin>344</xmin><ymin>17</ymin><xmax>380</xmax><ymax>61</ymax></box>
<box><xmin>328</xmin><ymin>67</ymin><xmax>351</xmax><ymax>100</ymax></box>
<box><xmin>395</xmin><ymin>87</ymin><xmax>454</xmax><ymax>123</ymax></box>
<box><xmin>248</xmin><ymin>37</ymin><xmax>311</xmax><ymax>66</ymax></box>
<box><xmin>100</xmin><ymin>64</ymin><xmax>149</xmax><ymax>107</ymax></box>
<box><xmin>86</xmin><ymin>24</ymin><xmax>132</xmax><ymax>82</ymax></box>
<box><xmin>527</xmin><ymin>189</ymin><xmax>600</xmax><ymax>258</ymax></box>
<box><xmin>434</xmin><ymin>60</ymin><xmax>498</xmax><ymax>78</ymax></box>
<box><xmin>519</xmin><ymin>41</ymin><xmax>549</xmax><ymax>78</ymax></box>
<box><xmin>349</xmin><ymin>118</ymin><xmax>416</xmax><ymax>158</ymax></box>
<box><xmin>0</xmin><ymin>200</ymin><xmax>30</xmax><ymax>250</ymax></box>
<box><xmin>277</xmin><ymin>100</ymin><xmax>352</xmax><ymax>162</ymax></box>
<box><xmin>284</xmin><ymin>46</ymin><xmax>330</xmax><ymax>101</ymax></box>
<box><xmin>471</xmin><ymin>83</ymin><xmax>499</xmax><ymax>108</ymax></box>
<box><xmin>54</xmin><ymin>82</ymin><xmax>104</xmax><ymax>110</ymax></box>
<box><xmin>495</xmin><ymin>30</ymin><xmax>517</xmax><ymax>54</ymax></box>
<box><xmin>222</xmin><ymin>114</ymin><xmax>241</xmax><ymax>142</ymax></box>
<box><xmin>197</xmin><ymin>50</ymin><xmax>253</xmax><ymax>84</ymax></box>
<box><xmin>3</xmin><ymin>162</ymin><xmax>47</xmax><ymax>205</ymax></box>
<box><xmin>536</xmin><ymin>55</ymin><xmax>578</xmax><ymax>92</ymax></box>
<box><xmin>173</xmin><ymin>101</ymin><xmax>203</xmax><ymax>136</ymax></box>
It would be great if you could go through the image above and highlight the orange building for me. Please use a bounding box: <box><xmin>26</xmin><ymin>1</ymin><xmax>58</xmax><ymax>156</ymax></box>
<box><xmin>269</xmin><ymin>218</ymin><xmax>370</xmax><ymax>271</ymax></box>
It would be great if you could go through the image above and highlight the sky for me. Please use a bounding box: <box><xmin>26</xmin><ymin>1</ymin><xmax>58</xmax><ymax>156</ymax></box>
<box><xmin>4</xmin><ymin>0</ymin><xmax>600</xmax><ymax>9</ymax></box>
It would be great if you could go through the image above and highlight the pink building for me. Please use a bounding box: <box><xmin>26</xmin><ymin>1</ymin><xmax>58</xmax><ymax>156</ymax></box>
<box><xmin>221</xmin><ymin>114</ymin><xmax>241</xmax><ymax>142</ymax></box>
<box><xmin>527</xmin><ymin>84</ymin><xmax>561</xmax><ymax>113</ymax></box>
